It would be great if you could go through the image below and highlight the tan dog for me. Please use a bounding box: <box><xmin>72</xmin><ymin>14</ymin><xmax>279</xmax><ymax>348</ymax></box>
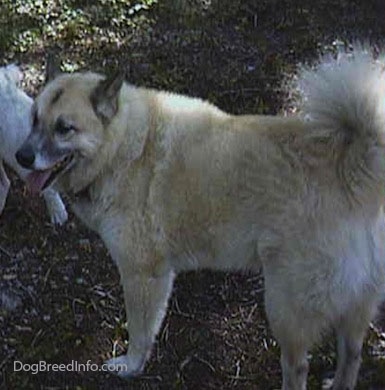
<box><xmin>16</xmin><ymin>48</ymin><xmax>385</xmax><ymax>389</ymax></box>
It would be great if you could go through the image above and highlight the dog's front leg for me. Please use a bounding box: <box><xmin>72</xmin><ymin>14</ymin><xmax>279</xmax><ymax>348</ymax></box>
<box><xmin>42</xmin><ymin>188</ymin><xmax>68</xmax><ymax>225</ymax></box>
<box><xmin>106</xmin><ymin>269</ymin><xmax>175</xmax><ymax>379</ymax></box>
<box><xmin>0</xmin><ymin>161</ymin><xmax>10</xmax><ymax>214</ymax></box>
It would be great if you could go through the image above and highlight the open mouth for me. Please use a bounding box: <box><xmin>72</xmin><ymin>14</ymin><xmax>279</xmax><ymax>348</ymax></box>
<box><xmin>26</xmin><ymin>154</ymin><xmax>75</xmax><ymax>194</ymax></box>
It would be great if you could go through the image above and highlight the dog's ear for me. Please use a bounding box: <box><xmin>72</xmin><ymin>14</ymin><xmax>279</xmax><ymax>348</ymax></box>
<box><xmin>45</xmin><ymin>53</ymin><xmax>61</xmax><ymax>83</ymax></box>
<box><xmin>90</xmin><ymin>71</ymin><xmax>125</xmax><ymax>125</ymax></box>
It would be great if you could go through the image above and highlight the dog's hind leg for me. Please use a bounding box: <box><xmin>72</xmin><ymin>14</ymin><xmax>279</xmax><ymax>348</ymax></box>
<box><xmin>332</xmin><ymin>300</ymin><xmax>377</xmax><ymax>390</ymax></box>
<box><xmin>0</xmin><ymin>161</ymin><xmax>10</xmax><ymax>214</ymax></box>
<box><xmin>279</xmin><ymin>342</ymin><xmax>309</xmax><ymax>390</ymax></box>
<box><xmin>105</xmin><ymin>269</ymin><xmax>175</xmax><ymax>379</ymax></box>
<box><xmin>42</xmin><ymin>188</ymin><xmax>68</xmax><ymax>225</ymax></box>
<box><xmin>267</xmin><ymin>309</ymin><xmax>310</xmax><ymax>390</ymax></box>
<box><xmin>262</xmin><ymin>252</ymin><xmax>326</xmax><ymax>390</ymax></box>
<box><xmin>264</xmin><ymin>279</ymin><xmax>312</xmax><ymax>390</ymax></box>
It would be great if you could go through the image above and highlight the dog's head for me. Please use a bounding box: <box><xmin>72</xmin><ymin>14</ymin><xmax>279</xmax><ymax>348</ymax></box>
<box><xmin>0</xmin><ymin>65</ymin><xmax>33</xmax><ymax>162</ymax></box>
<box><xmin>15</xmin><ymin>57</ymin><xmax>125</xmax><ymax>194</ymax></box>
<box><xmin>0</xmin><ymin>64</ymin><xmax>32</xmax><ymax>123</ymax></box>
<box><xmin>0</xmin><ymin>64</ymin><xmax>23</xmax><ymax>86</ymax></box>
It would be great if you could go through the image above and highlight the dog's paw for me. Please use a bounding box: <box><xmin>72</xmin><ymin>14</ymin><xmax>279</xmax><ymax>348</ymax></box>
<box><xmin>43</xmin><ymin>192</ymin><xmax>68</xmax><ymax>225</ymax></box>
<box><xmin>104</xmin><ymin>354</ymin><xmax>145</xmax><ymax>380</ymax></box>
<box><xmin>49</xmin><ymin>205</ymin><xmax>68</xmax><ymax>226</ymax></box>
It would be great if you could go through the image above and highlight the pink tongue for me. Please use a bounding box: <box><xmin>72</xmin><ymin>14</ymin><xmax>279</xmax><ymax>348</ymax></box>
<box><xmin>26</xmin><ymin>170</ymin><xmax>52</xmax><ymax>194</ymax></box>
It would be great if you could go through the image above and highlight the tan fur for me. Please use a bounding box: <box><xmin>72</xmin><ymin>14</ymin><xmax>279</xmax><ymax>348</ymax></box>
<box><xmin>21</xmin><ymin>48</ymin><xmax>385</xmax><ymax>389</ymax></box>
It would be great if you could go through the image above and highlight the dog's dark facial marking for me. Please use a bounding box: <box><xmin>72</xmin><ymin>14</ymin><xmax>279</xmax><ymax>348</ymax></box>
<box><xmin>50</xmin><ymin>88</ymin><xmax>64</xmax><ymax>107</ymax></box>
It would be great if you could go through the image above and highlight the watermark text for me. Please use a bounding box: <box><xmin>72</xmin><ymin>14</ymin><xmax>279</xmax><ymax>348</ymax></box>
<box><xmin>13</xmin><ymin>360</ymin><xmax>127</xmax><ymax>374</ymax></box>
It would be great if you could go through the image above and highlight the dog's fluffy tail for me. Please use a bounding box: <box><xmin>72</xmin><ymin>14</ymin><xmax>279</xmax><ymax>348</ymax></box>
<box><xmin>294</xmin><ymin>46</ymin><xmax>385</xmax><ymax>204</ymax></box>
<box><xmin>297</xmin><ymin>46</ymin><xmax>385</xmax><ymax>141</ymax></box>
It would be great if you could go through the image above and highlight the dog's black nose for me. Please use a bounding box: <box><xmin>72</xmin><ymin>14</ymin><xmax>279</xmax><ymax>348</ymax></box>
<box><xmin>16</xmin><ymin>145</ymin><xmax>35</xmax><ymax>169</ymax></box>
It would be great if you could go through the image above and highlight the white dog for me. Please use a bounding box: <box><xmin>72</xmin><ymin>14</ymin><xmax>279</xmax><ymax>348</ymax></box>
<box><xmin>0</xmin><ymin>64</ymin><xmax>67</xmax><ymax>224</ymax></box>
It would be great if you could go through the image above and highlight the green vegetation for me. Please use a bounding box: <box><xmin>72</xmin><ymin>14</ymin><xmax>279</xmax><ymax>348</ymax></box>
<box><xmin>1</xmin><ymin>0</ymin><xmax>157</xmax><ymax>65</ymax></box>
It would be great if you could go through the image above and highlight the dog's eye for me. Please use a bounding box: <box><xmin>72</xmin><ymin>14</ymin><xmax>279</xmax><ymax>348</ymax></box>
<box><xmin>55</xmin><ymin>118</ymin><xmax>76</xmax><ymax>135</ymax></box>
<box><xmin>56</xmin><ymin>123</ymin><xmax>75</xmax><ymax>135</ymax></box>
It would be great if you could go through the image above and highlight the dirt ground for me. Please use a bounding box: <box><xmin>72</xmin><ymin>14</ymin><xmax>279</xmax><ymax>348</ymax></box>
<box><xmin>1</xmin><ymin>1</ymin><xmax>385</xmax><ymax>389</ymax></box>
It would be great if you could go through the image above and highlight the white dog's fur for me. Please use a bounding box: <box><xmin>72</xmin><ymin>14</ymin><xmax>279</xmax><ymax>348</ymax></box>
<box><xmin>16</xmin><ymin>47</ymin><xmax>385</xmax><ymax>389</ymax></box>
<box><xmin>0</xmin><ymin>64</ymin><xmax>67</xmax><ymax>224</ymax></box>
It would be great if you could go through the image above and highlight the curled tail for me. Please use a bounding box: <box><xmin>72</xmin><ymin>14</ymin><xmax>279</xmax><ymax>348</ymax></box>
<box><xmin>295</xmin><ymin>46</ymin><xmax>385</xmax><ymax>204</ymax></box>
<box><xmin>297</xmin><ymin>46</ymin><xmax>385</xmax><ymax>141</ymax></box>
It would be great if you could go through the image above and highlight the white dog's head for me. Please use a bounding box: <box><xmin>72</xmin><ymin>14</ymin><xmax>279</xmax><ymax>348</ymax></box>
<box><xmin>0</xmin><ymin>64</ymin><xmax>33</xmax><ymax>168</ymax></box>
<box><xmin>0</xmin><ymin>64</ymin><xmax>22</xmax><ymax>85</ymax></box>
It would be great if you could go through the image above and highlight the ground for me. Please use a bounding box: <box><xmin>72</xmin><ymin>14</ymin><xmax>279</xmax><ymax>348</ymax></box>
<box><xmin>1</xmin><ymin>1</ymin><xmax>385</xmax><ymax>389</ymax></box>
